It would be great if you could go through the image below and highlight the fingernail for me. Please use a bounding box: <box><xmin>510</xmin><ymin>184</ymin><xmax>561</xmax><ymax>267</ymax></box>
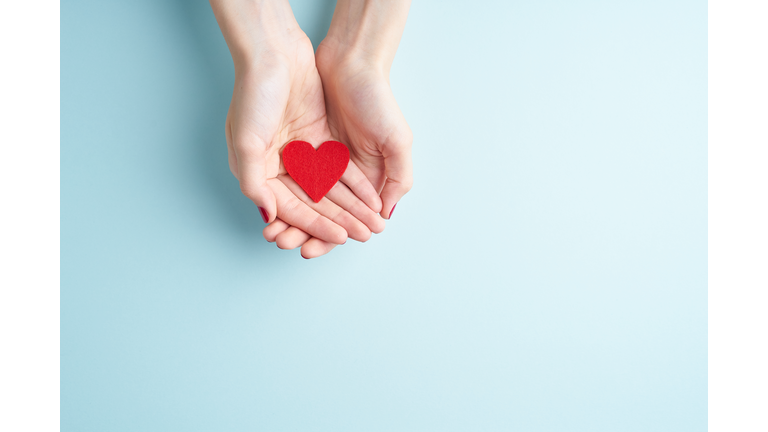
<box><xmin>389</xmin><ymin>203</ymin><xmax>397</xmax><ymax>219</ymax></box>
<box><xmin>258</xmin><ymin>207</ymin><xmax>268</xmax><ymax>223</ymax></box>
<box><xmin>301</xmin><ymin>254</ymin><xmax>309</xmax><ymax>260</ymax></box>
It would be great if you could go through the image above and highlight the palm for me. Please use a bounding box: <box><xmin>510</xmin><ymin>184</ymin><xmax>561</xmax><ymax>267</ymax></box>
<box><xmin>316</xmin><ymin>44</ymin><xmax>413</xmax><ymax>218</ymax></box>
<box><xmin>325</xmin><ymin>71</ymin><xmax>401</xmax><ymax>190</ymax></box>
<box><xmin>227</xmin><ymin>35</ymin><xmax>331</xmax><ymax>180</ymax></box>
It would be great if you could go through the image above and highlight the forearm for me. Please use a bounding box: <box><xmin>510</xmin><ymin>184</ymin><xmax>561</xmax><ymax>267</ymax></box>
<box><xmin>209</xmin><ymin>0</ymin><xmax>301</xmax><ymax>69</ymax></box>
<box><xmin>324</xmin><ymin>0</ymin><xmax>411</xmax><ymax>73</ymax></box>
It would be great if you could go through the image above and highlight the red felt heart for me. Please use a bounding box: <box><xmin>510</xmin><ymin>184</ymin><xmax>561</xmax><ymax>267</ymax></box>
<box><xmin>282</xmin><ymin>140</ymin><xmax>350</xmax><ymax>203</ymax></box>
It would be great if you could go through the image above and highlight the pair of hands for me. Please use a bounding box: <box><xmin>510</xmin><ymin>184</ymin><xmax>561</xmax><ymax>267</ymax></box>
<box><xmin>218</xmin><ymin>3</ymin><xmax>412</xmax><ymax>259</ymax></box>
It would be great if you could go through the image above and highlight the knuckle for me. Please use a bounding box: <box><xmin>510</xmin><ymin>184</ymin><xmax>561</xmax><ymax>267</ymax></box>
<box><xmin>400</xmin><ymin>177</ymin><xmax>414</xmax><ymax>193</ymax></box>
<box><xmin>281</xmin><ymin>196</ymin><xmax>305</xmax><ymax>220</ymax></box>
<box><xmin>239</xmin><ymin>183</ymin><xmax>260</xmax><ymax>200</ymax></box>
<box><xmin>392</xmin><ymin>128</ymin><xmax>414</xmax><ymax>149</ymax></box>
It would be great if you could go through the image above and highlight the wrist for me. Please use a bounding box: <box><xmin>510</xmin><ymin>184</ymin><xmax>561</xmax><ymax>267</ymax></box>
<box><xmin>320</xmin><ymin>0</ymin><xmax>410</xmax><ymax>75</ymax></box>
<box><xmin>210</xmin><ymin>0</ymin><xmax>303</xmax><ymax>71</ymax></box>
<box><xmin>232</xmin><ymin>29</ymin><xmax>305</xmax><ymax>78</ymax></box>
<box><xmin>316</xmin><ymin>39</ymin><xmax>391</xmax><ymax>81</ymax></box>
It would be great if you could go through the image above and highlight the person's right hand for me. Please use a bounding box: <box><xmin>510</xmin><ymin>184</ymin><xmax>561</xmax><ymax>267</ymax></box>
<box><xmin>314</xmin><ymin>0</ymin><xmax>415</xmax><ymax>220</ymax></box>
<box><xmin>315</xmin><ymin>43</ymin><xmax>413</xmax><ymax>220</ymax></box>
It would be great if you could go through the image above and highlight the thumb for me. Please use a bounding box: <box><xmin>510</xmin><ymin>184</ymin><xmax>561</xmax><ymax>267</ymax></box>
<box><xmin>379</xmin><ymin>144</ymin><xmax>413</xmax><ymax>220</ymax></box>
<box><xmin>230</xmin><ymin>133</ymin><xmax>277</xmax><ymax>224</ymax></box>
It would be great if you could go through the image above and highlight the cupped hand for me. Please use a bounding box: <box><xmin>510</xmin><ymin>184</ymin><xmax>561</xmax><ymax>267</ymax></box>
<box><xmin>225</xmin><ymin>31</ymin><xmax>385</xmax><ymax>247</ymax></box>
<box><xmin>259</xmin><ymin>39</ymin><xmax>414</xmax><ymax>260</ymax></box>
<box><xmin>315</xmin><ymin>41</ymin><xmax>414</xmax><ymax>220</ymax></box>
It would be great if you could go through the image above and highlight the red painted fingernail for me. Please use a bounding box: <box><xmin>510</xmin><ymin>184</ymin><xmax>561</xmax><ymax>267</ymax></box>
<box><xmin>258</xmin><ymin>207</ymin><xmax>268</xmax><ymax>223</ymax></box>
<box><xmin>389</xmin><ymin>203</ymin><xmax>397</xmax><ymax>219</ymax></box>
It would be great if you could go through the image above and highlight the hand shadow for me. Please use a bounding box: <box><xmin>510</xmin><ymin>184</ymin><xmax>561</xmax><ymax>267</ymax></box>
<box><xmin>168</xmin><ymin>0</ymin><xmax>336</xmax><ymax>255</ymax></box>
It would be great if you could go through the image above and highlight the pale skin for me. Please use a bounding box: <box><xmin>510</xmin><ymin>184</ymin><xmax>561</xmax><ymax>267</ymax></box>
<box><xmin>210</xmin><ymin>0</ymin><xmax>412</xmax><ymax>258</ymax></box>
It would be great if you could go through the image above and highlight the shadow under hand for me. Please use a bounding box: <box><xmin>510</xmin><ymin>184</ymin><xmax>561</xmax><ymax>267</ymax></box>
<box><xmin>170</xmin><ymin>1</ymin><xmax>267</xmax><ymax>254</ymax></box>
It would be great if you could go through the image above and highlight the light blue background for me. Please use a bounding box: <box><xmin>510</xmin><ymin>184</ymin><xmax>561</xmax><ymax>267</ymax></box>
<box><xmin>62</xmin><ymin>1</ymin><xmax>707</xmax><ymax>431</ymax></box>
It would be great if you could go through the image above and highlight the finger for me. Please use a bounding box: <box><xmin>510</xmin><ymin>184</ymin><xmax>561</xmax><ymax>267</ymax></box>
<box><xmin>326</xmin><ymin>181</ymin><xmax>386</xmax><ymax>234</ymax></box>
<box><xmin>279</xmin><ymin>174</ymin><xmax>371</xmax><ymax>242</ymax></box>
<box><xmin>268</xmin><ymin>179</ymin><xmax>348</xmax><ymax>245</ymax></box>
<box><xmin>300</xmin><ymin>238</ymin><xmax>338</xmax><ymax>259</ymax></box>
<box><xmin>275</xmin><ymin>227</ymin><xmax>312</xmax><ymax>250</ymax></box>
<box><xmin>341</xmin><ymin>160</ymin><xmax>383</xmax><ymax>213</ymax></box>
<box><xmin>263</xmin><ymin>218</ymin><xmax>290</xmax><ymax>243</ymax></box>
<box><xmin>380</xmin><ymin>145</ymin><xmax>413</xmax><ymax>219</ymax></box>
<box><xmin>232</xmin><ymin>131</ymin><xmax>277</xmax><ymax>224</ymax></box>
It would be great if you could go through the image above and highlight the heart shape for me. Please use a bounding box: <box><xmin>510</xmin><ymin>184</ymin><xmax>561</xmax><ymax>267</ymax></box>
<box><xmin>282</xmin><ymin>140</ymin><xmax>350</xmax><ymax>203</ymax></box>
